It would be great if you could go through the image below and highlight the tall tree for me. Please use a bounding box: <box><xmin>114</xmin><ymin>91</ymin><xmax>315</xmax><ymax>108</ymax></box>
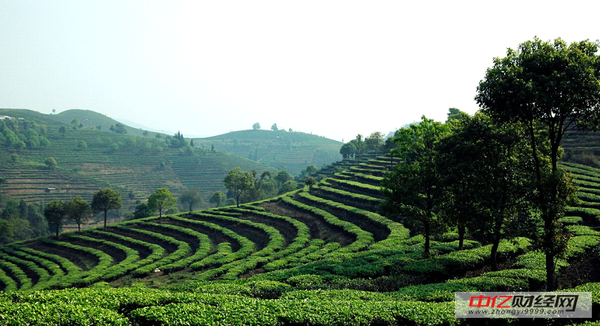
<box><xmin>66</xmin><ymin>196</ymin><xmax>92</xmax><ymax>233</ymax></box>
<box><xmin>224</xmin><ymin>167</ymin><xmax>254</xmax><ymax>207</ymax></box>
<box><xmin>438</xmin><ymin>113</ymin><xmax>534</xmax><ymax>269</ymax></box>
<box><xmin>148</xmin><ymin>188</ymin><xmax>177</xmax><ymax>220</ymax></box>
<box><xmin>91</xmin><ymin>188</ymin><xmax>122</xmax><ymax>230</ymax></box>
<box><xmin>179</xmin><ymin>188</ymin><xmax>203</xmax><ymax>213</ymax></box>
<box><xmin>475</xmin><ymin>37</ymin><xmax>600</xmax><ymax>289</ymax></box>
<box><xmin>44</xmin><ymin>200</ymin><xmax>66</xmax><ymax>239</ymax></box>
<box><xmin>380</xmin><ymin>116</ymin><xmax>450</xmax><ymax>257</ymax></box>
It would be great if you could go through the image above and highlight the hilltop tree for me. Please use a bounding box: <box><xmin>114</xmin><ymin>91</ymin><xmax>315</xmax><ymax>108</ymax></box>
<box><xmin>224</xmin><ymin>167</ymin><xmax>254</xmax><ymax>207</ymax></box>
<box><xmin>476</xmin><ymin>37</ymin><xmax>600</xmax><ymax>289</ymax></box>
<box><xmin>179</xmin><ymin>188</ymin><xmax>204</xmax><ymax>213</ymax></box>
<box><xmin>446</xmin><ymin>108</ymin><xmax>468</xmax><ymax>123</ymax></box>
<box><xmin>381</xmin><ymin>116</ymin><xmax>450</xmax><ymax>257</ymax></box>
<box><xmin>365</xmin><ymin>132</ymin><xmax>384</xmax><ymax>155</ymax></box>
<box><xmin>91</xmin><ymin>188</ymin><xmax>122</xmax><ymax>230</ymax></box>
<box><xmin>44</xmin><ymin>200</ymin><xmax>66</xmax><ymax>239</ymax></box>
<box><xmin>148</xmin><ymin>188</ymin><xmax>177</xmax><ymax>220</ymax></box>
<box><xmin>340</xmin><ymin>141</ymin><xmax>357</xmax><ymax>159</ymax></box>
<box><xmin>271</xmin><ymin>123</ymin><xmax>278</xmax><ymax>131</ymax></box>
<box><xmin>252</xmin><ymin>122</ymin><xmax>261</xmax><ymax>130</ymax></box>
<box><xmin>66</xmin><ymin>196</ymin><xmax>92</xmax><ymax>233</ymax></box>
<box><xmin>209</xmin><ymin>191</ymin><xmax>226</xmax><ymax>207</ymax></box>
<box><xmin>71</xmin><ymin>119</ymin><xmax>80</xmax><ymax>130</ymax></box>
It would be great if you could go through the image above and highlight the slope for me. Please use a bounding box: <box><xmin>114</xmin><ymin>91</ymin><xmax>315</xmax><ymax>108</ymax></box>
<box><xmin>194</xmin><ymin>129</ymin><xmax>343</xmax><ymax>175</ymax></box>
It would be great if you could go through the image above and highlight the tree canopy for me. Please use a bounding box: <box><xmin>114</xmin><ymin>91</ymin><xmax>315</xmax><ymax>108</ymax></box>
<box><xmin>91</xmin><ymin>188</ymin><xmax>122</xmax><ymax>230</ymax></box>
<box><xmin>66</xmin><ymin>196</ymin><xmax>92</xmax><ymax>233</ymax></box>
<box><xmin>381</xmin><ymin>116</ymin><xmax>450</xmax><ymax>257</ymax></box>
<box><xmin>148</xmin><ymin>188</ymin><xmax>177</xmax><ymax>219</ymax></box>
<box><xmin>44</xmin><ymin>200</ymin><xmax>66</xmax><ymax>239</ymax></box>
<box><xmin>224</xmin><ymin>167</ymin><xmax>254</xmax><ymax>207</ymax></box>
<box><xmin>475</xmin><ymin>37</ymin><xmax>600</xmax><ymax>289</ymax></box>
<box><xmin>179</xmin><ymin>188</ymin><xmax>203</xmax><ymax>213</ymax></box>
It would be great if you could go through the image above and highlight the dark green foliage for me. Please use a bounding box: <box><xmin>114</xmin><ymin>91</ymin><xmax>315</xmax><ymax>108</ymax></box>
<box><xmin>91</xmin><ymin>188</ymin><xmax>122</xmax><ymax>229</ymax></box>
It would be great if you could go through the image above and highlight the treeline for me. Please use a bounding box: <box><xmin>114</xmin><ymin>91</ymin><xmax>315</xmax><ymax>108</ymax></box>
<box><xmin>0</xmin><ymin>117</ymin><xmax>51</xmax><ymax>150</ymax></box>
<box><xmin>339</xmin><ymin>132</ymin><xmax>394</xmax><ymax>159</ymax></box>
<box><xmin>210</xmin><ymin>165</ymin><xmax>319</xmax><ymax>208</ymax></box>
<box><xmin>380</xmin><ymin>37</ymin><xmax>600</xmax><ymax>292</ymax></box>
<box><xmin>0</xmin><ymin>196</ymin><xmax>49</xmax><ymax>244</ymax></box>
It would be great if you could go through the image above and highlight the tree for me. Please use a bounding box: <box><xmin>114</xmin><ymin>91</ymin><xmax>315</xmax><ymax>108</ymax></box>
<box><xmin>209</xmin><ymin>191</ymin><xmax>226</xmax><ymax>207</ymax></box>
<box><xmin>446</xmin><ymin>108</ymin><xmax>468</xmax><ymax>123</ymax></box>
<box><xmin>380</xmin><ymin>116</ymin><xmax>450</xmax><ymax>257</ymax></box>
<box><xmin>179</xmin><ymin>188</ymin><xmax>204</xmax><ymax>213</ymax></box>
<box><xmin>71</xmin><ymin>119</ymin><xmax>80</xmax><ymax>130</ymax></box>
<box><xmin>271</xmin><ymin>123</ymin><xmax>278</xmax><ymax>131</ymax></box>
<box><xmin>224</xmin><ymin>167</ymin><xmax>254</xmax><ymax>207</ymax></box>
<box><xmin>274</xmin><ymin>170</ymin><xmax>293</xmax><ymax>187</ymax></box>
<box><xmin>475</xmin><ymin>37</ymin><xmax>600</xmax><ymax>289</ymax></box>
<box><xmin>76</xmin><ymin>140</ymin><xmax>88</xmax><ymax>151</ymax></box>
<box><xmin>45</xmin><ymin>157</ymin><xmax>57</xmax><ymax>170</ymax></box>
<box><xmin>91</xmin><ymin>188</ymin><xmax>122</xmax><ymax>230</ymax></box>
<box><xmin>44</xmin><ymin>200</ymin><xmax>66</xmax><ymax>239</ymax></box>
<box><xmin>58</xmin><ymin>125</ymin><xmax>67</xmax><ymax>137</ymax></box>
<box><xmin>148</xmin><ymin>188</ymin><xmax>177</xmax><ymax>220</ymax></box>
<box><xmin>278</xmin><ymin>180</ymin><xmax>298</xmax><ymax>194</ymax></box>
<box><xmin>66</xmin><ymin>196</ymin><xmax>92</xmax><ymax>233</ymax></box>
<box><xmin>438</xmin><ymin>113</ymin><xmax>534</xmax><ymax>268</ymax></box>
<box><xmin>339</xmin><ymin>142</ymin><xmax>357</xmax><ymax>159</ymax></box>
<box><xmin>252</xmin><ymin>122</ymin><xmax>261</xmax><ymax>130</ymax></box>
<box><xmin>133</xmin><ymin>202</ymin><xmax>153</xmax><ymax>219</ymax></box>
<box><xmin>365</xmin><ymin>132</ymin><xmax>384</xmax><ymax>155</ymax></box>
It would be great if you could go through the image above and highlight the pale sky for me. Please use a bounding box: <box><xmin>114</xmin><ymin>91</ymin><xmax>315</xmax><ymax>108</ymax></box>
<box><xmin>1</xmin><ymin>1</ymin><xmax>599</xmax><ymax>142</ymax></box>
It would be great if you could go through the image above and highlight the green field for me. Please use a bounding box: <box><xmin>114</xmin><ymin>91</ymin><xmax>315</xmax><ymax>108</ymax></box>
<box><xmin>0</xmin><ymin>153</ymin><xmax>599</xmax><ymax>325</ymax></box>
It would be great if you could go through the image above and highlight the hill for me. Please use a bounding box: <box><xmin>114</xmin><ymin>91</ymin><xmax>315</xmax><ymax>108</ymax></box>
<box><xmin>0</xmin><ymin>109</ymin><xmax>272</xmax><ymax>211</ymax></box>
<box><xmin>0</xmin><ymin>152</ymin><xmax>598</xmax><ymax>324</ymax></box>
<box><xmin>194</xmin><ymin>129</ymin><xmax>343</xmax><ymax>175</ymax></box>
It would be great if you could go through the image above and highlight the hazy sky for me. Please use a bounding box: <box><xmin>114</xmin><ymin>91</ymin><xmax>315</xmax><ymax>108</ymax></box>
<box><xmin>1</xmin><ymin>1</ymin><xmax>599</xmax><ymax>142</ymax></box>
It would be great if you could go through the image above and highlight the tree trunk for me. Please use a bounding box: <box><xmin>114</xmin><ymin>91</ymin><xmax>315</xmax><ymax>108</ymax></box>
<box><xmin>490</xmin><ymin>238</ymin><xmax>500</xmax><ymax>271</ymax></box>
<box><xmin>544</xmin><ymin>217</ymin><xmax>558</xmax><ymax>291</ymax></box>
<box><xmin>103</xmin><ymin>210</ymin><xmax>108</xmax><ymax>230</ymax></box>
<box><xmin>423</xmin><ymin>219</ymin><xmax>431</xmax><ymax>258</ymax></box>
<box><xmin>458</xmin><ymin>222</ymin><xmax>465</xmax><ymax>250</ymax></box>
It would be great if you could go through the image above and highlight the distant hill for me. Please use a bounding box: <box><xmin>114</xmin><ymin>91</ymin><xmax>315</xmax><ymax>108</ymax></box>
<box><xmin>0</xmin><ymin>109</ymin><xmax>272</xmax><ymax>210</ymax></box>
<box><xmin>0</xmin><ymin>108</ymin><xmax>344</xmax><ymax>211</ymax></box>
<box><xmin>194</xmin><ymin>129</ymin><xmax>343</xmax><ymax>175</ymax></box>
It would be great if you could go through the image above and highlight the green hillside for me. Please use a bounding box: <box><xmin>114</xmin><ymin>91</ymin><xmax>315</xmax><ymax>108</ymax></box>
<box><xmin>0</xmin><ymin>109</ymin><xmax>271</xmax><ymax>210</ymax></box>
<box><xmin>194</xmin><ymin>129</ymin><xmax>343</xmax><ymax>175</ymax></box>
<box><xmin>0</xmin><ymin>153</ymin><xmax>598</xmax><ymax>325</ymax></box>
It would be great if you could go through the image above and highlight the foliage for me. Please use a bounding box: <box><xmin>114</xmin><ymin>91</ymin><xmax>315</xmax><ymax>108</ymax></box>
<box><xmin>91</xmin><ymin>188</ymin><xmax>122</xmax><ymax>229</ymax></box>
<box><xmin>65</xmin><ymin>196</ymin><xmax>92</xmax><ymax>233</ymax></box>
<box><xmin>148</xmin><ymin>188</ymin><xmax>177</xmax><ymax>219</ymax></box>
<box><xmin>381</xmin><ymin>116</ymin><xmax>450</xmax><ymax>257</ymax></box>
<box><xmin>179</xmin><ymin>187</ymin><xmax>203</xmax><ymax>212</ymax></box>
<box><xmin>476</xmin><ymin>37</ymin><xmax>600</xmax><ymax>290</ymax></box>
<box><xmin>43</xmin><ymin>200</ymin><xmax>65</xmax><ymax>239</ymax></box>
<box><xmin>209</xmin><ymin>191</ymin><xmax>226</xmax><ymax>207</ymax></box>
<box><xmin>224</xmin><ymin>167</ymin><xmax>254</xmax><ymax>207</ymax></box>
<box><xmin>437</xmin><ymin>112</ymin><xmax>534</xmax><ymax>269</ymax></box>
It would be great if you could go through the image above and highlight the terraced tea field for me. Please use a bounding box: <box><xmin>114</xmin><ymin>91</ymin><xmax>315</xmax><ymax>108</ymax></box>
<box><xmin>0</xmin><ymin>156</ymin><xmax>599</xmax><ymax>325</ymax></box>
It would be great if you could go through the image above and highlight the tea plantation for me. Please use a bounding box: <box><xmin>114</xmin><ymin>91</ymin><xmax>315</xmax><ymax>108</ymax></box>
<box><xmin>0</xmin><ymin>154</ymin><xmax>599</xmax><ymax>325</ymax></box>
